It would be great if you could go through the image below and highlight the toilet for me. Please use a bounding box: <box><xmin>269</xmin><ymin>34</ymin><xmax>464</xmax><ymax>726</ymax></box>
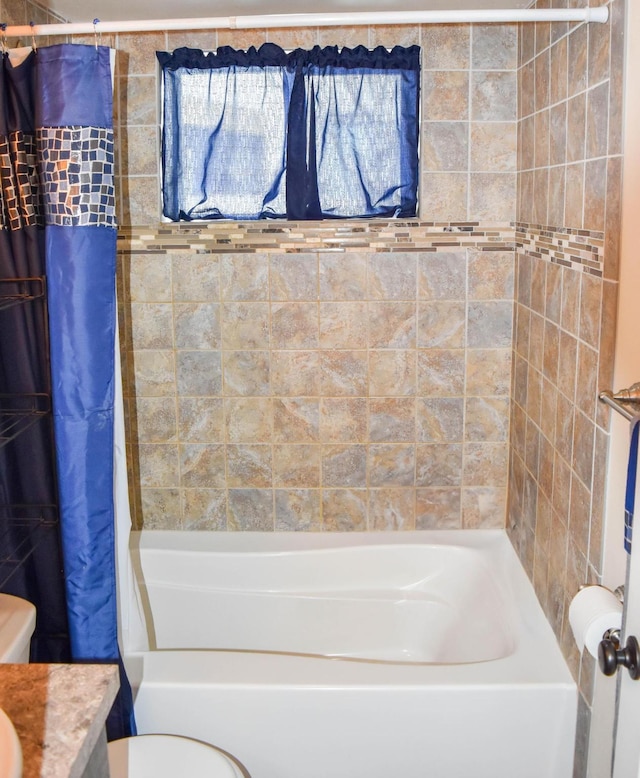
<box><xmin>107</xmin><ymin>734</ymin><xmax>246</xmax><ymax>777</ymax></box>
<box><xmin>0</xmin><ymin>595</ymin><xmax>246</xmax><ymax>777</ymax></box>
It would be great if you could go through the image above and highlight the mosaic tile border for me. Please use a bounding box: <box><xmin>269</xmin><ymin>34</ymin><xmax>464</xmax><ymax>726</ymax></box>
<box><xmin>515</xmin><ymin>222</ymin><xmax>604</xmax><ymax>277</ymax></box>
<box><xmin>117</xmin><ymin>221</ymin><xmax>516</xmax><ymax>254</ymax></box>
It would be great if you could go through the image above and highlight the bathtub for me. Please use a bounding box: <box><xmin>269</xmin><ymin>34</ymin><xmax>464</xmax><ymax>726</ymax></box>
<box><xmin>125</xmin><ymin>529</ymin><xmax>576</xmax><ymax>778</ymax></box>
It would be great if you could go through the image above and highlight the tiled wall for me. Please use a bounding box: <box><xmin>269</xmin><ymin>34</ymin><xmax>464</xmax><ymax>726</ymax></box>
<box><xmin>101</xmin><ymin>22</ymin><xmax>521</xmax><ymax>532</ymax></box>
<box><xmin>119</xmin><ymin>224</ymin><xmax>515</xmax><ymax>531</ymax></box>
<box><xmin>509</xmin><ymin>1</ymin><xmax>624</xmax><ymax>774</ymax></box>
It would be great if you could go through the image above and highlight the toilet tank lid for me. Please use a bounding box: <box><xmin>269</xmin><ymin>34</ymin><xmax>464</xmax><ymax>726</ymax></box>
<box><xmin>0</xmin><ymin>594</ymin><xmax>36</xmax><ymax>663</ymax></box>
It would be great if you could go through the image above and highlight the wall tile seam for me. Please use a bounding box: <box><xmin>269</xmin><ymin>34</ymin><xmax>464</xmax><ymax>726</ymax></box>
<box><xmin>516</xmin><ymin>152</ymin><xmax>618</xmax><ymax>172</ymax></box>
<box><xmin>516</xmin><ymin>19</ymin><xmax>599</xmax><ymax>70</ymax></box>
<box><xmin>520</xmin><ymin>78</ymin><xmax>611</xmax><ymax>122</ymax></box>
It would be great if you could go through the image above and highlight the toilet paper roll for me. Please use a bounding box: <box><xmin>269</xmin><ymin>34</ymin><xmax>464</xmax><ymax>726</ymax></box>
<box><xmin>569</xmin><ymin>586</ymin><xmax>623</xmax><ymax>658</ymax></box>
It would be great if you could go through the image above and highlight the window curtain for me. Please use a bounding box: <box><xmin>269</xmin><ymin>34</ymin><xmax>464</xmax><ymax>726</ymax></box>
<box><xmin>0</xmin><ymin>43</ymin><xmax>135</xmax><ymax>740</ymax></box>
<box><xmin>158</xmin><ymin>43</ymin><xmax>420</xmax><ymax>221</ymax></box>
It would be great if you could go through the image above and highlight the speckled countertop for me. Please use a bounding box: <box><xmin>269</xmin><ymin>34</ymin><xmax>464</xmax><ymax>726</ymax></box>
<box><xmin>0</xmin><ymin>663</ymin><xmax>119</xmax><ymax>778</ymax></box>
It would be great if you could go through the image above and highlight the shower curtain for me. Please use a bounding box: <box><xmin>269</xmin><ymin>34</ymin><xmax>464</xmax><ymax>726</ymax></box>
<box><xmin>0</xmin><ymin>43</ymin><xmax>135</xmax><ymax>739</ymax></box>
<box><xmin>0</xmin><ymin>46</ymin><xmax>70</xmax><ymax>663</ymax></box>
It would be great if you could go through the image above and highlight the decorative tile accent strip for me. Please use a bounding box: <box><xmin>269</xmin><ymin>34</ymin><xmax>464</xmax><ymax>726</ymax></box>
<box><xmin>515</xmin><ymin>222</ymin><xmax>604</xmax><ymax>276</ymax></box>
<box><xmin>0</xmin><ymin>132</ymin><xmax>42</xmax><ymax>231</ymax></box>
<box><xmin>37</xmin><ymin>126</ymin><xmax>116</xmax><ymax>227</ymax></box>
<box><xmin>118</xmin><ymin>221</ymin><xmax>516</xmax><ymax>254</ymax></box>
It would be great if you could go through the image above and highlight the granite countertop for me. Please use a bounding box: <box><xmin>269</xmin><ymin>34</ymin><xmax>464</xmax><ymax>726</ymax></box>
<box><xmin>0</xmin><ymin>663</ymin><xmax>119</xmax><ymax>778</ymax></box>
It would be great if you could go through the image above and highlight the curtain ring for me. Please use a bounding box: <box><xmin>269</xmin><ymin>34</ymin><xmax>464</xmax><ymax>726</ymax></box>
<box><xmin>93</xmin><ymin>18</ymin><xmax>101</xmax><ymax>50</ymax></box>
<box><xmin>30</xmin><ymin>21</ymin><xmax>37</xmax><ymax>52</ymax></box>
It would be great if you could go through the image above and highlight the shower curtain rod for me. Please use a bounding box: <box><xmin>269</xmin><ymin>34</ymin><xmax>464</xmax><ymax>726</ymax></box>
<box><xmin>2</xmin><ymin>5</ymin><xmax>609</xmax><ymax>38</ymax></box>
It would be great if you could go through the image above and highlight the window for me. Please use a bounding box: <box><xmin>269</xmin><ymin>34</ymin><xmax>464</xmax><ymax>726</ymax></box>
<box><xmin>157</xmin><ymin>43</ymin><xmax>420</xmax><ymax>221</ymax></box>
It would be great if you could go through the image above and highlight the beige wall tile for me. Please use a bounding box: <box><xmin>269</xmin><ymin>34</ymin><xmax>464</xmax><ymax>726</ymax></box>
<box><xmin>534</xmin><ymin>50</ymin><xmax>550</xmax><ymax>113</ymax></box>
<box><xmin>227</xmin><ymin>489</ymin><xmax>273</xmax><ymax>531</ymax></box>
<box><xmin>223</xmin><ymin>351</ymin><xmax>270</xmax><ymax>396</ymax></box>
<box><xmin>462</xmin><ymin>487</ymin><xmax>506</xmax><ymax>528</ymax></box>
<box><xmin>182</xmin><ymin>489</ymin><xmax>227</xmax><ymax>531</ymax></box>
<box><xmin>178</xmin><ymin>398</ymin><xmax>224</xmax><ymax>442</ymax></box>
<box><xmin>179</xmin><ymin>444</ymin><xmax>226</xmax><ymax>488</ymax></box>
<box><xmin>368</xmin><ymin>254</ymin><xmax>417</xmax><ymax>299</ymax></box>
<box><xmin>470</xmin><ymin>123</ymin><xmax>517</xmax><ymax>172</ymax></box>
<box><xmin>422</xmin><ymin>122</ymin><xmax>469</xmax><ymax>172</ymax></box>
<box><xmin>416</xmin><ymin>443</ymin><xmax>463</xmax><ymax>486</ymax></box>
<box><xmin>317</xmin><ymin>26</ymin><xmax>368</xmax><ymax>48</ymax></box>
<box><xmin>118</xmin><ymin>32</ymin><xmax>167</xmax><ymax>75</ymax></box>
<box><xmin>225</xmin><ymin>398</ymin><xmax>273</xmax><ymax>443</ymax></box>
<box><xmin>217</xmin><ymin>29</ymin><xmax>267</xmax><ymax>48</ymax></box>
<box><xmin>319</xmin><ymin>302</ymin><xmax>368</xmax><ymax>349</ymax></box>
<box><xmin>129</xmin><ymin>254</ymin><xmax>171</xmax><ymax>302</ymax></box>
<box><xmin>172</xmin><ymin>254</ymin><xmax>220</xmax><ymax>302</ymax></box>
<box><xmin>227</xmin><ymin>445</ymin><xmax>272</xmax><ymax>488</ymax></box>
<box><xmin>420</xmin><ymin>172</ymin><xmax>468</xmax><ymax>221</ymax></box>
<box><xmin>175</xmin><ymin>303</ymin><xmax>221</xmax><ymax>349</ymax></box>
<box><xmin>267</xmin><ymin>27</ymin><xmax>318</xmax><ymax>49</ymax></box>
<box><xmin>273</xmin><ymin>398</ymin><xmax>320</xmax><ymax>443</ymax></box>
<box><xmin>176</xmin><ymin>351</ymin><xmax>222</xmax><ymax>396</ymax></box>
<box><xmin>319</xmin><ymin>254</ymin><xmax>368</xmax><ymax>300</ymax></box>
<box><xmin>417</xmin><ymin>301</ymin><xmax>465</xmax><ymax>349</ymax></box>
<box><xmin>320</xmin><ymin>398</ymin><xmax>368</xmax><ymax>443</ymax></box>
<box><xmin>322</xmin><ymin>489</ymin><xmax>367</xmax><ymax>531</ymax></box>
<box><xmin>369</xmin><ymin>302</ymin><xmax>416</xmax><ymax>349</ymax></box>
<box><xmin>418</xmin><ymin>252</ymin><xmax>466</xmax><ymax>299</ymax></box>
<box><xmin>423</xmin><ymin>71</ymin><xmax>470</xmax><ymax>121</ymax></box>
<box><xmin>370</xmin><ymin>24</ymin><xmax>420</xmax><ymax>48</ymax></box>
<box><xmin>471</xmin><ymin>71</ymin><xmax>517</xmax><ymax>121</ymax></box>
<box><xmin>221</xmin><ymin>255</ymin><xmax>269</xmax><ymax>301</ymax></box>
<box><xmin>132</xmin><ymin>350</ymin><xmax>176</xmax><ymax>397</ymax></box>
<box><xmin>270</xmin><ymin>254</ymin><xmax>318</xmax><ymax>301</ymax></box>
<box><xmin>369</xmin><ymin>398</ymin><xmax>416</xmax><ymax>442</ymax></box>
<box><xmin>275</xmin><ymin>489</ymin><xmax>321</xmax><ymax>531</ymax></box>
<box><xmin>320</xmin><ymin>351</ymin><xmax>368</xmax><ymax>396</ymax></box>
<box><xmin>271</xmin><ymin>351</ymin><xmax>320</xmax><ymax>396</ymax></box>
<box><xmin>369</xmin><ymin>350</ymin><xmax>416</xmax><ymax>396</ymax></box>
<box><xmin>273</xmin><ymin>446</ymin><xmax>321</xmax><ymax>488</ymax></box>
<box><xmin>140</xmin><ymin>488</ymin><xmax>182</xmax><ymax>529</ymax></box>
<box><xmin>417</xmin><ymin>349</ymin><xmax>465</xmax><ymax>396</ymax></box>
<box><xmin>368</xmin><ymin>488</ymin><xmax>416</xmax><ymax>530</ymax></box>
<box><xmin>221</xmin><ymin>303</ymin><xmax>270</xmax><ymax>350</ymax></box>
<box><xmin>421</xmin><ymin>25</ymin><xmax>470</xmax><ymax>69</ymax></box>
<box><xmin>135</xmin><ymin>397</ymin><xmax>177</xmax><ymax>443</ymax></box>
<box><xmin>417</xmin><ymin>398</ymin><xmax>464</xmax><ymax>442</ymax></box>
<box><xmin>472</xmin><ymin>24</ymin><xmax>518</xmax><ymax>70</ymax></box>
<box><xmin>416</xmin><ymin>487</ymin><xmax>461</xmax><ymax>528</ymax></box>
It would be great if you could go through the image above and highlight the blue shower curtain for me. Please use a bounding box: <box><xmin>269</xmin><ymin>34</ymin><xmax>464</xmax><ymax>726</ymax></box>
<box><xmin>36</xmin><ymin>44</ymin><xmax>135</xmax><ymax>739</ymax></box>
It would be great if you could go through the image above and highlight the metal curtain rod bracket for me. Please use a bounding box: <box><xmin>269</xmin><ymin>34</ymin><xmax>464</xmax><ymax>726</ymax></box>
<box><xmin>0</xmin><ymin>6</ymin><xmax>609</xmax><ymax>38</ymax></box>
<box><xmin>599</xmin><ymin>391</ymin><xmax>640</xmax><ymax>423</ymax></box>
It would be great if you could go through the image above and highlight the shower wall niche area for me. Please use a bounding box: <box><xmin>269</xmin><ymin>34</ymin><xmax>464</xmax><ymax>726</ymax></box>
<box><xmin>0</xmin><ymin>277</ymin><xmax>58</xmax><ymax>590</ymax></box>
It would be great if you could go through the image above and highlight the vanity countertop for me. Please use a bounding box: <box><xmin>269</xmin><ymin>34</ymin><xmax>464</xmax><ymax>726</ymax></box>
<box><xmin>0</xmin><ymin>663</ymin><xmax>119</xmax><ymax>778</ymax></box>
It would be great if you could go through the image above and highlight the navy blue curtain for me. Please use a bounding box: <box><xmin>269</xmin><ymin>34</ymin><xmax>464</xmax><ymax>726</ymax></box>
<box><xmin>158</xmin><ymin>43</ymin><xmax>420</xmax><ymax>221</ymax></box>
<box><xmin>0</xmin><ymin>49</ymin><xmax>70</xmax><ymax>663</ymax></box>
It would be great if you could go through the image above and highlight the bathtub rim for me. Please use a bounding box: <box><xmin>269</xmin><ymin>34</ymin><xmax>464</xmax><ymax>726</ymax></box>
<box><xmin>125</xmin><ymin>528</ymin><xmax>576</xmax><ymax>690</ymax></box>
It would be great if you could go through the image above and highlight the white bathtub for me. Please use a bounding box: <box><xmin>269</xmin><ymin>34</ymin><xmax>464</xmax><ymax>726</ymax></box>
<box><xmin>125</xmin><ymin>529</ymin><xmax>576</xmax><ymax>778</ymax></box>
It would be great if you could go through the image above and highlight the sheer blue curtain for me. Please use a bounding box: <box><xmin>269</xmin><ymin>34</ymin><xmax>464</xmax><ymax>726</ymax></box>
<box><xmin>159</xmin><ymin>44</ymin><xmax>420</xmax><ymax>221</ymax></box>
<box><xmin>36</xmin><ymin>43</ymin><xmax>135</xmax><ymax>740</ymax></box>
